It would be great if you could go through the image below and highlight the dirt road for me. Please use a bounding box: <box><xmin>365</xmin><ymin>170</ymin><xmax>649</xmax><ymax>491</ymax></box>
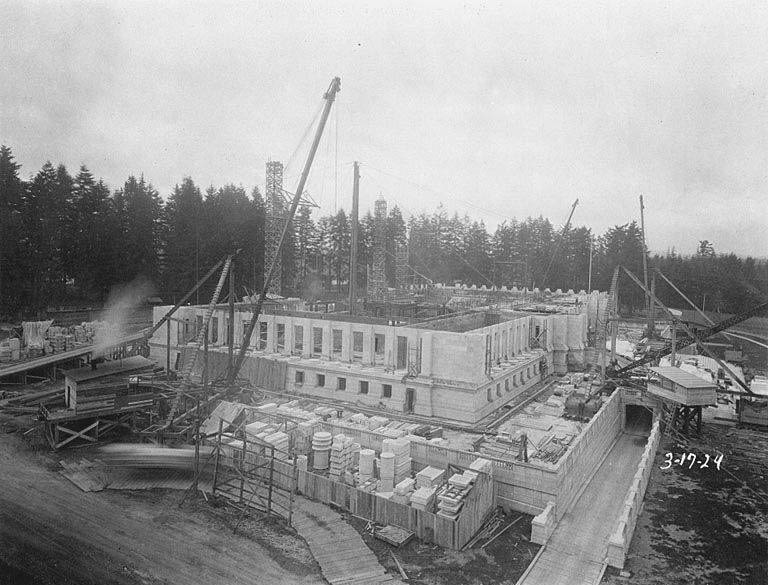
<box><xmin>0</xmin><ymin>426</ymin><xmax>324</xmax><ymax>585</ymax></box>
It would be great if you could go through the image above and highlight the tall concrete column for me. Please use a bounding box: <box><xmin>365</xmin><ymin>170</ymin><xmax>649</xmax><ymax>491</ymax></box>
<box><xmin>284</xmin><ymin>316</ymin><xmax>293</xmax><ymax>355</ymax></box>
<box><xmin>364</xmin><ymin>325</ymin><xmax>375</xmax><ymax>365</ymax></box>
<box><xmin>341</xmin><ymin>323</ymin><xmax>352</xmax><ymax>362</ymax></box>
<box><xmin>384</xmin><ymin>327</ymin><xmax>395</xmax><ymax>369</ymax></box>
<box><xmin>267</xmin><ymin>317</ymin><xmax>277</xmax><ymax>353</ymax></box>
<box><xmin>324</xmin><ymin>322</ymin><xmax>332</xmax><ymax>360</ymax></box>
<box><xmin>302</xmin><ymin>321</ymin><xmax>312</xmax><ymax>358</ymax></box>
<box><xmin>421</xmin><ymin>333</ymin><xmax>433</xmax><ymax>376</ymax></box>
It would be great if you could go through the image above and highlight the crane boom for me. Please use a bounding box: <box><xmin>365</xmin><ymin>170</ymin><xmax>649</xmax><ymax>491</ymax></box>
<box><xmin>540</xmin><ymin>198</ymin><xmax>578</xmax><ymax>288</ymax></box>
<box><xmin>615</xmin><ymin>299</ymin><xmax>768</xmax><ymax>375</ymax></box>
<box><xmin>228</xmin><ymin>77</ymin><xmax>341</xmax><ymax>385</ymax></box>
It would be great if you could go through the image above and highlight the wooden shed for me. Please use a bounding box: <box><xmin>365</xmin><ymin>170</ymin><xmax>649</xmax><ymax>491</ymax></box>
<box><xmin>647</xmin><ymin>366</ymin><xmax>717</xmax><ymax>407</ymax></box>
<box><xmin>62</xmin><ymin>355</ymin><xmax>154</xmax><ymax>409</ymax></box>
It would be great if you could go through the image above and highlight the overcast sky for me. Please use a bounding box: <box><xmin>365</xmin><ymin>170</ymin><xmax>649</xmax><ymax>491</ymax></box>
<box><xmin>2</xmin><ymin>1</ymin><xmax>767</xmax><ymax>256</ymax></box>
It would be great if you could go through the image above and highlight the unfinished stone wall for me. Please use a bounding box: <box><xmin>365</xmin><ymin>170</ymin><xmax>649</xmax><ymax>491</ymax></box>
<box><xmin>553</xmin><ymin>389</ymin><xmax>623</xmax><ymax>519</ymax></box>
<box><xmin>606</xmin><ymin>419</ymin><xmax>660</xmax><ymax>568</ymax></box>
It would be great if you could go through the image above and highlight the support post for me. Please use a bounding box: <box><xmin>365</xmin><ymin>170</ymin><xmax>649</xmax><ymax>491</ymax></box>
<box><xmin>193</xmin><ymin>398</ymin><xmax>200</xmax><ymax>495</ymax></box>
<box><xmin>267</xmin><ymin>445</ymin><xmax>275</xmax><ymax>514</ymax></box>
<box><xmin>639</xmin><ymin>195</ymin><xmax>650</xmax><ymax>323</ymax></box>
<box><xmin>670</xmin><ymin>319</ymin><xmax>677</xmax><ymax>365</ymax></box>
<box><xmin>349</xmin><ymin>161</ymin><xmax>360</xmax><ymax>315</ymax></box>
<box><xmin>203</xmin><ymin>331</ymin><xmax>209</xmax><ymax>397</ymax></box>
<box><xmin>228</xmin><ymin>260</ymin><xmax>235</xmax><ymax>378</ymax></box>
<box><xmin>649</xmin><ymin>271</ymin><xmax>656</xmax><ymax>335</ymax></box>
<box><xmin>610</xmin><ymin>278</ymin><xmax>619</xmax><ymax>363</ymax></box>
<box><xmin>289</xmin><ymin>455</ymin><xmax>297</xmax><ymax>526</ymax></box>
<box><xmin>212</xmin><ymin>418</ymin><xmax>223</xmax><ymax>493</ymax></box>
<box><xmin>240</xmin><ymin>433</ymin><xmax>247</xmax><ymax>504</ymax></box>
<box><xmin>166</xmin><ymin>319</ymin><xmax>171</xmax><ymax>375</ymax></box>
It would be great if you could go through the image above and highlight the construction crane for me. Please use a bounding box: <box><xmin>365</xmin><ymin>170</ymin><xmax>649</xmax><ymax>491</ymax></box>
<box><xmin>608</xmin><ymin>266</ymin><xmax>768</xmax><ymax>395</ymax></box>
<box><xmin>539</xmin><ymin>198</ymin><xmax>579</xmax><ymax>289</ymax></box>
<box><xmin>612</xmin><ymin>300</ymin><xmax>768</xmax><ymax>378</ymax></box>
<box><xmin>227</xmin><ymin>76</ymin><xmax>341</xmax><ymax>386</ymax></box>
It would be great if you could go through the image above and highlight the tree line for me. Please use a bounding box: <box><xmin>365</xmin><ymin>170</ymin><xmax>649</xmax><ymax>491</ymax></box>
<box><xmin>1</xmin><ymin>145</ymin><xmax>765</xmax><ymax>320</ymax></box>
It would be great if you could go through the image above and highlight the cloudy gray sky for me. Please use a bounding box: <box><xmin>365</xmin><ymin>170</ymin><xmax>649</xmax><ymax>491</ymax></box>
<box><xmin>2</xmin><ymin>0</ymin><xmax>767</xmax><ymax>256</ymax></box>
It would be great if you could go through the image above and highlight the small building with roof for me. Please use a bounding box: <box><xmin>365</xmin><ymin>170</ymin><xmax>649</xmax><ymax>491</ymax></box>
<box><xmin>647</xmin><ymin>366</ymin><xmax>717</xmax><ymax>407</ymax></box>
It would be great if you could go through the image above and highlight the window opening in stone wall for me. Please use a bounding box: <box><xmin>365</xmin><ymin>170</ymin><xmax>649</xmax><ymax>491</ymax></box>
<box><xmin>294</xmin><ymin>325</ymin><xmax>303</xmax><ymax>353</ymax></box>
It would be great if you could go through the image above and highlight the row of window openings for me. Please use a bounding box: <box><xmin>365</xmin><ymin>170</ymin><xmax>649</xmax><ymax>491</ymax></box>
<box><xmin>486</xmin><ymin>365</ymin><xmax>539</xmax><ymax>402</ymax></box>
<box><xmin>294</xmin><ymin>371</ymin><xmax>392</xmax><ymax>398</ymax></box>
<box><xmin>179</xmin><ymin>316</ymin><xmax>223</xmax><ymax>345</ymax></box>
<box><xmin>258</xmin><ymin>324</ymin><xmax>399</xmax><ymax>362</ymax></box>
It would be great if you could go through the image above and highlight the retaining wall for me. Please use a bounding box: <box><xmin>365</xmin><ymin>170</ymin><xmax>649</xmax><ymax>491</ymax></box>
<box><xmin>606</xmin><ymin>419</ymin><xmax>661</xmax><ymax>568</ymax></box>
<box><xmin>553</xmin><ymin>389</ymin><xmax>623</xmax><ymax>520</ymax></box>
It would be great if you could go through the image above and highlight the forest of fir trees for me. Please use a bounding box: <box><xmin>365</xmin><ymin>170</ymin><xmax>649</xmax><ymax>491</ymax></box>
<box><xmin>1</xmin><ymin>145</ymin><xmax>766</xmax><ymax>320</ymax></box>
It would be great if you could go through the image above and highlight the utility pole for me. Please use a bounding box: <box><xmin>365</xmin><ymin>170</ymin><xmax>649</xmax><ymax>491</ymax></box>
<box><xmin>228</xmin><ymin>260</ymin><xmax>235</xmax><ymax>378</ymax></box>
<box><xmin>166</xmin><ymin>319</ymin><xmax>171</xmax><ymax>376</ymax></box>
<box><xmin>639</xmin><ymin>195</ymin><xmax>652</xmax><ymax>334</ymax></box>
<box><xmin>349</xmin><ymin>162</ymin><xmax>360</xmax><ymax>314</ymax></box>
<box><xmin>587</xmin><ymin>238</ymin><xmax>593</xmax><ymax>292</ymax></box>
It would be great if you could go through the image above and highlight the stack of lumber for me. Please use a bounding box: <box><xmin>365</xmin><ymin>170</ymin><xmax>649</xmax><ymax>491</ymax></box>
<box><xmin>436</xmin><ymin>473</ymin><xmax>475</xmax><ymax>519</ymax></box>
<box><xmin>479</xmin><ymin>436</ymin><xmax>519</xmax><ymax>459</ymax></box>
<box><xmin>531</xmin><ymin>437</ymin><xmax>568</xmax><ymax>463</ymax></box>
<box><xmin>0</xmin><ymin>387</ymin><xmax>64</xmax><ymax>414</ymax></box>
<box><xmin>329</xmin><ymin>433</ymin><xmax>355</xmax><ymax>479</ymax></box>
<box><xmin>415</xmin><ymin>466</ymin><xmax>445</xmax><ymax>489</ymax></box>
<box><xmin>410</xmin><ymin>486</ymin><xmax>437</xmax><ymax>511</ymax></box>
<box><xmin>73</xmin><ymin>384</ymin><xmax>155</xmax><ymax>414</ymax></box>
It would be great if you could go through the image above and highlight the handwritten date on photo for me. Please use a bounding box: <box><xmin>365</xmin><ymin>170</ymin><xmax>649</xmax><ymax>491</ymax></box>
<box><xmin>660</xmin><ymin>452</ymin><xmax>723</xmax><ymax>470</ymax></box>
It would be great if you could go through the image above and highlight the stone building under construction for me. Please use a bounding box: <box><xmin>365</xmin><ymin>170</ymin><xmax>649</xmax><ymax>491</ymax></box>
<box><xmin>149</xmin><ymin>291</ymin><xmax>603</xmax><ymax>424</ymax></box>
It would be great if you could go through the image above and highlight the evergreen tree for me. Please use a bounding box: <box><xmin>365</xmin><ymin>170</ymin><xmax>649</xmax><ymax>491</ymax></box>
<box><xmin>163</xmin><ymin>177</ymin><xmax>204</xmax><ymax>303</ymax></box>
<box><xmin>0</xmin><ymin>146</ymin><xmax>25</xmax><ymax>317</ymax></box>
